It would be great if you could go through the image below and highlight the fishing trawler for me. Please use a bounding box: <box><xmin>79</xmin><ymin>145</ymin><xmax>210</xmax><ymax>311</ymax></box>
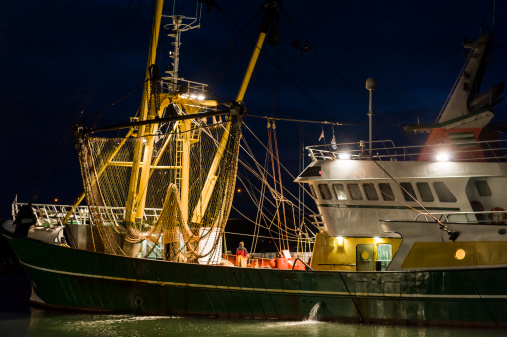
<box><xmin>2</xmin><ymin>0</ymin><xmax>507</xmax><ymax>327</ymax></box>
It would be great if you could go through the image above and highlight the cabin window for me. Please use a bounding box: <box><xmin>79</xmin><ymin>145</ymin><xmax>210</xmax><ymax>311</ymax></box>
<box><xmin>318</xmin><ymin>184</ymin><xmax>332</xmax><ymax>200</ymax></box>
<box><xmin>433</xmin><ymin>182</ymin><xmax>457</xmax><ymax>202</ymax></box>
<box><xmin>400</xmin><ymin>182</ymin><xmax>417</xmax><ymax>202</ymax></box>
<box><xmin>332</xmin><ymin>184</ymin><xmax>347</xmax><ymax>200</ymax></box>
<box><xmin>377</xmin><ymin>244</ymin><xmax>392</xmax><ymax>271</ymax></box>
<box><xmin>475</xmin><ymin>180</ymin><xmax>492</xmax><ymax>196</ymax></box>
<box><xmin>348</xmin><ymin>184</ymin><xmax>363</xmax><ymax>200</ymax></box>
<box><xmin>416</xmin><ymin>182</ymin><xmax>434</xmax><ymax>202</ymax></box>
<box><xmin>378</xmin><ymin>183</ymin><xmax>394</xmax><ymax>201</ymax></box>
<box><xmin>363</xmin><ymin>184</ymin><xmax>379</xmax><ymax>200</ymax></box>
<box><xmin>310</xmin><ymin>185</ymin><xmax>318</xmax><ymax>199</ymax></box>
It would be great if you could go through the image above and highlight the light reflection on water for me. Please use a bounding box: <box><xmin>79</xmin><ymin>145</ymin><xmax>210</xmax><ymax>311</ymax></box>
<box><xmin>1</xmin><ymin>308</ymin><xmax>506</xmax><ymax>337</ymax></box>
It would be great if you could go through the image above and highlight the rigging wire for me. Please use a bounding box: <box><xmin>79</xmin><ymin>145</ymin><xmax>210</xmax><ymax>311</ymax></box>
<box><xmin>278</xmin><ymin>3</ymin><xmax>399</xmax><ymax>128</ymax></box>
<box><xmin>234</xmin><ymin>127</ymin><xmax>322</xmax><ymax>246</ymax></box>
<box><xmin>235</xmin><ymin>159</ymin><xmax>317</xmax><ymax>235</ymax></box>
<box><xmin>247</xmin><ymin>114</ymin><xmax>359</xmax><ymax>126</ymax></box>
<box><xmin>196</xmin><ymin>7</ymin><xmax>264</xmax><ymax>91</ymax></box>
<box><xmin>238</xmin><ymin>131</ymin><xmax>318</xmax><ymax>217</ymax></box>
<box><xmin>213</xmin><ymin>1</ymin><xmax>456</xmax><ymax>238</ymax></box>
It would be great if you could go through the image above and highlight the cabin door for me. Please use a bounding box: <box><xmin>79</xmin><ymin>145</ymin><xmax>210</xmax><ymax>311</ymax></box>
<box><xmin>356</xmin><ymin>244</ymin><xmax>374</xmax><ymax>271</ymax></box>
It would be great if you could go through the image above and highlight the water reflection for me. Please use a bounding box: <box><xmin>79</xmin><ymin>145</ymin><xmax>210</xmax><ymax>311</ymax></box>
<box><xmin>2</xmin><ymin>308</ymin><xmax>505</xmax><ymax>337</ymax></box>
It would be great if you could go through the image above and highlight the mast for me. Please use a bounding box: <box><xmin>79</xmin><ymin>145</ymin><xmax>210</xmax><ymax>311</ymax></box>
<box><xmin>124</xmin><ymin>0</ymin><xmax>165</xmax><ymax>224</ymax></box>
<box><xmin>79</xmin><ymin>0</ymin><xmax>276</xmax><ymax>236</ymax></box>
<box><xmin>191</xmin><ymin>0</ymin><xmax>279</xmax><ymax>224</ymax></box>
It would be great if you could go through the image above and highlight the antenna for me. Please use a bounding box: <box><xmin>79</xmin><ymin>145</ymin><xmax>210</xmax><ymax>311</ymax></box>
<box><xmin>163</xmin><ymin>10</ymin><xmax>201</xmax><ymax>93</ymax></box>
<box><xmin>366</xmin><ymin>78</ymin><xmax>377</xmax><ymax>156</ymax></box>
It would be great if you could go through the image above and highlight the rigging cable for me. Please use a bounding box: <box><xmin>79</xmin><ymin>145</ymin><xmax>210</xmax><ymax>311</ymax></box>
<box><xmin>215</xmin><ymin>1</ymin><xmax>457</xmax><ymax>238</ymax></box>
<box><xmin>278</xmin><ymin>3</ymin><xmax>398</xmax><ymax>129</ymax></box>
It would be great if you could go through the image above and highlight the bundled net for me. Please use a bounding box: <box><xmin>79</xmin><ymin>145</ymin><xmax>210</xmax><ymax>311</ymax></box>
<box><xmin>77</xmin><ymin>119</ymin><xmax>241</xmax><ymax>261</ymax></box>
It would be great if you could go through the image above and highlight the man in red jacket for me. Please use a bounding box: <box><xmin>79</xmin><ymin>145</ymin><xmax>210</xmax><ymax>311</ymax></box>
<box><xmin>236</xmin><ymin>241</ymin><xmax>248</xmax><ymax>267</ymax></box>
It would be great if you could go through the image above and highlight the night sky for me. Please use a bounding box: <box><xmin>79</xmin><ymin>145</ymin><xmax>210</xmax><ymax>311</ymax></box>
<box><xmin>1</xmin><ymin>0</ymin><xmax>506</xmax><ymax>220</ymax></box>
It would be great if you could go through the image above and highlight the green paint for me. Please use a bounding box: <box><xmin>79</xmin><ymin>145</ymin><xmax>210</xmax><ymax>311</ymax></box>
<box><xmin>3</xmin><ymin>232</ymin><xmax>507</xmax><ymax>326</ymax></box>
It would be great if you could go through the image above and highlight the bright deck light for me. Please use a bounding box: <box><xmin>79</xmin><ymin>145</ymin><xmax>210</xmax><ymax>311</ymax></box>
<box><xmin>197</xmin><ymin>95</ymin><xmax>205</xmax><ymax>100</ymax></box>
<box><xmin>338</xmin><ymin>153</ymin><xmax>350</xmax><ymax>160</ymax></box>
<box><xmin>337</xmin><ymin>237</ymin><xmax>344</xmax><ymax>245</ymax></box>
<box><xmin>436</xmin><ymin>152</ymin><xmax>450</xmax><ymax>161</ymax></box>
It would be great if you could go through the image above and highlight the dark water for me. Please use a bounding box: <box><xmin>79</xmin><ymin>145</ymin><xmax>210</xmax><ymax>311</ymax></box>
<box><xmin>2</xmin><ymin>309</ymin><xmax>507</xmax><ymax>337</ymax></box>
<box><xmin>0</xmin><ymin>273</ymin><xmax>506</xmax><ymax>337</ymax></box>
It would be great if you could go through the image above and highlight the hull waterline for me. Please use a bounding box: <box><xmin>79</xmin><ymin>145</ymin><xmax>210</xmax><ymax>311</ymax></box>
<box><xmin>4</xmin><ymin>232</ymin><xmax>507</xmax><ymax>327</ymax></box>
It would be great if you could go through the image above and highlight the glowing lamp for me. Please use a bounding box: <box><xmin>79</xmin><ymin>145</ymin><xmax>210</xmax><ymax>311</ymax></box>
<box><xmin>338</xmin><ymin>153</ymin><xmax>350</xmax><ymax>160</ymax></box>
<box><xmin>197</xmin><ymin>95</ymin><xmax>205</xmax><ymax>100</ymax></box>
<box><xmin>337</xmin><ymin>237</ymin><xmax>344</xmax><ymax>246</ymax></box>
<box><xmin>454</xmin><ymin>248</ymin><xmax>466</xmax><ymax>260</ymax></box>
<box><xmin>436</xmin><ymin>152</ymin><xmax>450</xmax><ymax>161</ymax></box>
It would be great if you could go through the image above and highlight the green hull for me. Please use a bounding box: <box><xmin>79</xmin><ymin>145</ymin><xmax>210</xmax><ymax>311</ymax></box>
<box><xmin>3</xmin><ymin>232</ymin><xmax>507</xmax><ymax>326</ymax></box>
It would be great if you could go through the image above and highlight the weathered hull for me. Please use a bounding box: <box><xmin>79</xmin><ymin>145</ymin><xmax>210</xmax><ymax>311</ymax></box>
<box><xmin>3</xmin><ymin>232</ymin><xmax>507</xmax><ymax>326</ymax></box>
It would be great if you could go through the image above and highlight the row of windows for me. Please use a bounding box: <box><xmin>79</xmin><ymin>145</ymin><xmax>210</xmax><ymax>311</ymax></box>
<box><xmin>311</xmin><ymin>181</ymin><xmax>457</xmax><ymax>203</ymax></box>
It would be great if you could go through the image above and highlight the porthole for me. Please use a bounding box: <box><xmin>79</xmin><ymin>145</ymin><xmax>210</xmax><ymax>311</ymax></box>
<box><xmin>361</xmin><ymin>251</ymin><xmax>369</xmax><ymax>260</ymax></box>
<box><xmin>454</xmin><ymin>248</ymin><xmax>466</xmax><ymax>260</ymax></box>
<box><xmin>499</xmin><ymin>229</ymin><xmax>506</xmax><ymax>235</ymax></box>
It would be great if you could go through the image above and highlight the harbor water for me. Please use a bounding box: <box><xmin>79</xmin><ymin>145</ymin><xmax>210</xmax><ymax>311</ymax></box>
<box><xmin>2</xmin><ymin>309</ymin><xmax>506</xmax><ymax>337</ymax></box>
<box><xmin>1</xmin><ymin>272</ymin><xmax>506</xmax><ymax>336</ymax></box>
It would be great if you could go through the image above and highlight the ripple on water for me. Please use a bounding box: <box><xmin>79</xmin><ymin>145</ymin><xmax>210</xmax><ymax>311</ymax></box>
<box><xmin>19</xmin><ymin>311</ymin><xmax>507</xmax><ymax>337</ymax></box>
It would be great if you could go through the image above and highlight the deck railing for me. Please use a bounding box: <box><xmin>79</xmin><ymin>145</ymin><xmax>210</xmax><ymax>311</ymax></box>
<box><xmin>12</xmin><ymin>202</ymin><xmax>162</xmax><ymax>227</ymax></box>
<box><xmin>413</xmin><ymin>210</ymin><xmax>507</xmax><ymax>224</ymax></box>
<box><xmin>306</xmin><ymin>139</ymin><xmax>507</xmax><ymax>162</ymax></box>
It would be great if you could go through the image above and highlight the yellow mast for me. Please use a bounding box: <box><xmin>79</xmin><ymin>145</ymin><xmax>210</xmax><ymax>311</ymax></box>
<box><xmin>191</xmin><ymin>31</ymin><xmax>267</xmax><ymax>224</ymax></box>
<box><xmin>125</xmin><ymin>0</ymin><xmax>165</xmax><ymax>224</ymax></box>
<box><xmin>191</xmin><ymin>0</ymin><xmax>279</xmax><ymax>223</ymax></box>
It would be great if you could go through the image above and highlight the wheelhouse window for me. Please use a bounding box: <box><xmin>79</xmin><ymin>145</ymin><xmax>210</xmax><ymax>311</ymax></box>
<box><xmin>378</xmin><ymin>183</ymin><xmax>394</xmax><ymax>201</ymax></box>
<box><xmin>310</xmin><ymin>185</ymin><xmax>318</xmax><ymax>199</ymax></box>
<box><xmin>348</xmin><ymin>184</ymin><xmax>363</xmax><ymax>200</ymax></box>
<box><xmin>475</xmin><ymin>180</ymin><xmax>492</xmax><ymax>196</ymax></box>
<box><xmin>434</xmin><ymin>182</ymin><xmax>457</xmax><ymax>202</ymax></box>
<box><xmin>318</xmin><ymin>184</ymin><xmax>332</xmax><ymax>200</ymax></box>
<box><xmin>363</xmin><ymin>183</ymin><xmax>379</xmax><ymax>200</ymax></box>
<box><xmin>332</xmin><ymin>183</ymin><xmax>347</xmax><ymax>200</ymax></box>
<box><xmin>400</xmin><ymin>182</ymin><xmax>417</xmax><ymax>202</ymax></box>
<box><xmin>416</xmin><ymin>182</ymin><xmax>434</xmax><ymax>202</ymax></box>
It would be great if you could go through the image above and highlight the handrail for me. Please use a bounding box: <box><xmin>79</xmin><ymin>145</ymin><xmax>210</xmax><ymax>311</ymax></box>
<box><xmin>292</xmin><ymin>257</ymin><xmax>312</xmax><ymax>270</ymax></box>
<box><xmin>414</xmin><ymin>210</ymin><xmax>507</xmax><ymax>223</ymax></box>
<box><xmin>13</xmin><ymin>203</ymin><xmax>164</xmax><ymax>227</ymax></box>
<box><xmin>306</xmin><ymin>138</ymin><xmax>507</xmax><ymax>162</ymax></box>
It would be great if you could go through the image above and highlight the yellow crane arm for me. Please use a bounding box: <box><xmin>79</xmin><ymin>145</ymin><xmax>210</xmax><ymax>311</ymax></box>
<box><xmin>191</xmin><ymin>32</ymin><xmax>266</xmax><ymax>224</ymax></box>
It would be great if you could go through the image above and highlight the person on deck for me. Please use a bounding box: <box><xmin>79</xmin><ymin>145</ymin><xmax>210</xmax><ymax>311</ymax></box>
<box><xmin>236</xmin><ymin>242</ymin><xmax>248</xmax><ymax>267</ymax></box>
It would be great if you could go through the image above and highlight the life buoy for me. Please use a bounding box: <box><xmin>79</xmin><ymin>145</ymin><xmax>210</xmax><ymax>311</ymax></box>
<box><xmin>488</xmin><ymin>207</ymin><xmax>506</xmax><ymax>225</ymax></box>
<box><xmin>470</xmin><ymin>200</ymin><xmax>484</xmax><ymax>212</ymax></box>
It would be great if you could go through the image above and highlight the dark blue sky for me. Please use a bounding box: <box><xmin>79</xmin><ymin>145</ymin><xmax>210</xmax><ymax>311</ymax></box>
<box><xmin>1</xmin><ymin>0</ymin><xmax>506</xmax><ymax>219</ymax></box>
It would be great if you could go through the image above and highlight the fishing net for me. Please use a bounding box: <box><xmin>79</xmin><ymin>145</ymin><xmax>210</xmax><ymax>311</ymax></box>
<box><xmin>77</xmin><ymin>118</ymin><xmax>241</xmax><ymax>262</ymax></box>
